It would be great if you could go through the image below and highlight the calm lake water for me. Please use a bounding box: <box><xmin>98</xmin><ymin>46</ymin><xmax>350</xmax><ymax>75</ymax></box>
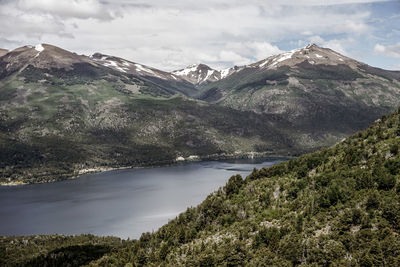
<box><xmin>0</xmin><ymin>158</ymin><xmax>285</xmax><ymax>239</ymax></box>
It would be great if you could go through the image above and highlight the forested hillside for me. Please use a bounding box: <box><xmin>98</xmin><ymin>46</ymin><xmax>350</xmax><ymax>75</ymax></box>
<box><xmin>2</xmin><ymin>107</ymin><xmax>400</xmax><ymax>266</ymax></box>
<box><xmin>88</xmin><ymin>107</ymin><xmax>400</xmax><ymax>266</ymax></box>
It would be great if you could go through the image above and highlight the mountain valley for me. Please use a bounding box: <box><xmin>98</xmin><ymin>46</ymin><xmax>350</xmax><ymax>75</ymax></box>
<box><xmin>0</xmin><ymin>43</ymin><xmax>399</xmax><ymax>185</ymax></box>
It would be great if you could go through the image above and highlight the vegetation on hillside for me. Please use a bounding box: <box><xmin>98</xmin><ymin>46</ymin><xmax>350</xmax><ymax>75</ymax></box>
<box><xmin>0</xmin><ymin>68</ymin><xmax>323</xmax><ymax>184</ymax></box>
<box><xmin>2</xmin><ymin>44</ymin><xmax>400</xmax><ymax>184</ymax></box>
<box><xmin>0</xmin><ymin>235</ymin><xmax>123</xmax><ymax>267</ymax></box>
<box><xmin>88</xmin><ymin>106</ymin><xmax>400</xmax><ymax>266</ymax></box>
<box><xmin>2</xmin><ymin>107</ymin><xmax>400</xmax><ymax>266</ymax></box>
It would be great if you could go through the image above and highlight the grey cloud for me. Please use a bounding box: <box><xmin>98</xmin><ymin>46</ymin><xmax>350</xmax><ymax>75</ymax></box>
<box><xmin>0</xmin><ymin>0</ymin><xmax>389</xmax><ymax>70</ymax></box>
<box><xmin>0</xmin><ymin>37</ymin><xmax>23</xmax><ymax>49</ymax></box>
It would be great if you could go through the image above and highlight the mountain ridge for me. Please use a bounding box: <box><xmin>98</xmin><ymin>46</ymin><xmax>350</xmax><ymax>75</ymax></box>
<box><xmin>1</xmin><ymin>43</ymin><xmax>400</xmax><ymax>184</ymax></box>
<box><xmin>3</xmin><ymin>43</ymin><xmax>398</xmax><ymax>86</ymax></box>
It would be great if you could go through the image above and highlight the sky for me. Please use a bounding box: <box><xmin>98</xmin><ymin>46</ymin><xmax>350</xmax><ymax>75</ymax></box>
<box><xmin>0</xmin><ymin>0</ymin><xmax>399</xmax><ymax>71</ymax></box>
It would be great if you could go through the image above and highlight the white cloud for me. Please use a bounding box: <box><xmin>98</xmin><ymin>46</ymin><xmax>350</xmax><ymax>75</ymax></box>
<box><xmin>17</xmin><ymin>0</ymin><xmax>113</xmax><ymax>20</ymax></box>
<box><xmin>0</xmin><ymin>0</ymin><xmax>393</xmax><ymax>70</ymax></box>
<box><xmin>274</xmin><ymin>0</ymin><xmax>388</xmax><ymax>5</ymax></box>
<box><xmin>374</xmin><ymin>43</ymin><xmax>400</xmax><ymax>58</ymax></box>
<box><xmin>307</xmin><ymin>36</ymin><xmax>350</xmax><ymax>55</ymax></box>
<box><xmin>219</xmin><ymin>50</ymin><xmax>249</xmax><ymax>64</ymax></box>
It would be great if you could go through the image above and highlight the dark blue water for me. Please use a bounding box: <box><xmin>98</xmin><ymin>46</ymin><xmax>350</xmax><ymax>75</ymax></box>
<box><xmin>0</xmin><ymin>159</ymin><xmax>284</xmax><ymax>239</ymax></box>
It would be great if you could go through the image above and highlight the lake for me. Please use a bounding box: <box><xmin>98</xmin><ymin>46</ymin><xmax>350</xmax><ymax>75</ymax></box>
<box><xmin>0</xmin><ymin>158</ymin><xmax>285</xmax><ymax>239</ymax></box>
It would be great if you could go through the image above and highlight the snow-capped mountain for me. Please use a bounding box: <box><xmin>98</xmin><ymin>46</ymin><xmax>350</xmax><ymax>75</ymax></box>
<box><xmin>250</xmin><ymin>44</ymin><xmax>357</xmax><ymax>70</ymax></box>
<box><xmin>0</xmin><ymin>44</ymin><xmax>95</xmax><ymax>73</ymax></box>
<box><xmin>172</xmin><ymin>64</ymin><xmax>242</xmax><ymax>85</ymax></box>
<box><xmin>90</xmin><ymin>53</ymin><xmax>183</xmax><ymax>82</ymax></box>
<box><xmin>172</xmin><ymin>64</ymin><xmax>220</xmax><ymax>85</ymax></box>
<box><xmin>0</xmin><ymin>44</ymin><xmax>198</xmax><ymax>96</ymax></box>
<box><xmin>171</xmin><ymin>44</ymin><xmax>355</xmax><ymax>85</ymax></box>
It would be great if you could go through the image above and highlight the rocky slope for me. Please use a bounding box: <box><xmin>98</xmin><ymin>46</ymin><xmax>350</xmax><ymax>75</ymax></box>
<box><xmin>90</xmin><ymin>52</ymin><xmax>198</xmax><ymax>96</ymax></box>
<box><xmin>199</xmin><ymin>44</ymin><xmax>400</xmax><ymax>132</ymax></box>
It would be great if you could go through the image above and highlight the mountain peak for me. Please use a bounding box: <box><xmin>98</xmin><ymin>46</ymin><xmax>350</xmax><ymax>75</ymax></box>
<box><xmin>0</xmin><ymin>43</ymin><xmax>91</xmax><ymax>75</ymax></box>
<box><xmin>172</xmin><ymin>64</ymin><xmax>222</xmax><ymax>85</ymax></box>
<box><xmin>305</xmin><ymin>43</ymin><xmax>319</xmax><ymax>49</ymax></box>
<box><xmin>251</xmin><ymin>43</ymin><xmax>353</xmax><ymax>70</ymax></box>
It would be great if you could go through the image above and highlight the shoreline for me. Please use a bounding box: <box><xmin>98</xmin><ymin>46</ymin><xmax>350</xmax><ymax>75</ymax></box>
<box><xmin>0</xmin><ymin>151</ymin><xmax>294</xmax><ymax>186</ymax></box>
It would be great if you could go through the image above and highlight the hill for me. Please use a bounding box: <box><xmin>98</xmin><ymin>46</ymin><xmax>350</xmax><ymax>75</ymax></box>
<box><xmin>3</xmin><ymin>102</ymin><xmax>400</xmax><ymax>266</ymax></box>
<box><xmin>91</xmin><ymin>106</ymin><xmax>400</xmax><ymax>266</ymax></box>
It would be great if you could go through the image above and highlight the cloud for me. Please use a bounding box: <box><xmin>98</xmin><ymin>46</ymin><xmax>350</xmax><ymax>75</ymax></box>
<box><xmin>307</xmin><ymin>36</ymin><xmax>351</xmax><ymax>55</ymax></box>
<box><xmin>17</xmin><ymin>0</ymin><xmax>113</xmax><ymax>20</ymax></box>
<box><xmin>274</xmin><ymin>0</ymin><xmax>388</xmax><ymax>5</ymax></box>
<box><xmin>0</xmin><ymin>0</ymin><xmax>396</xmax><ymax>70</ymax></box>
<box><xmin>374</xmin><ymin>43</ymin><xmax>400</xmax><ymax>58</ymax></box>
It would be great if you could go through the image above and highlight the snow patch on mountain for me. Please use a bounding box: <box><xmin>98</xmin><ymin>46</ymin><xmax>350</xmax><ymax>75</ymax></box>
<box><xmin>173</xmin><ymin>65</ymin><xmax>198</xmax><ymax>76</ymax></box>
<box><xmin>102</xmin><ymin>60</ymin><xmax>128</xmax><ymax>73</ymax></box>
<box><xmin>204</xmin><ymin>69</ymin><xmax>215</xmax><ymax>81</ymax></box>
<box><xmin>135</xmin><ymin>63</ymin><xmax>155</xmax><ymax>74</ymax></box>
<box><xmin>260</xmin><ymin>48</ymin><xmax>301</xmax><ymax>68</ymax></box>
<box><xmin>220</xmin><ymin>68</ymin><xmax>231</xmax><ymax>79</ymax></box>
<box><xmin>35</xmin><ymin>44</ymin><xmax>44</xmax><ymax>52</ymax></box>
<box><xmin>34</xmin><ymin>44</ymin><xmax>44</xmax><ymax>58</ymax></box>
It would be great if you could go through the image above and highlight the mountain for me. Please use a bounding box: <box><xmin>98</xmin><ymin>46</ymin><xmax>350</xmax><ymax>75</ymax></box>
<box><xmin>0</xmin><ymin>44</ymin><xmax>303</xmax><ymax>185</ymax></box>
<box><xmin>172</xmin><ymin>64</ymin><xmax>241</xmax><ymax>85</ymax></box>
<box><xmin>0</xmin><ymin>44</ymin><xmax>198</xmax><ymax>97</ymax></box>
<box><xmin>3</xmin><ymin>105</ymin><xmax>400</xmax><ymax>266</ymax></box>
<box><xmin>90</xmin><ymin>52</ymin><xmax>198</xmax><ymax>96</ymax></box>
<box><xmin>198</xmin><ymin>44</ymin><xmax>400</xmax><ymax>132</ymax></box>
<box><xmin>1</xmin><ymin>43</ymin><xmax>400</xmax><ymax>184</ymax></box>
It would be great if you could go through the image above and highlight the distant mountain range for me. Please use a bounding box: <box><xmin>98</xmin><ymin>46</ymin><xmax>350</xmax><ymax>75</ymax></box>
<box><xmin>0</xmin><ymin>43</ymin><xmax>399</xmax><ymax>184</ymax></box>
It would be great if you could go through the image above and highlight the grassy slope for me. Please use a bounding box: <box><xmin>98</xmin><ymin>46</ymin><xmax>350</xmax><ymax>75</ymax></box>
<box><xmin>87</xmin><ymin>107</ymin><xmax>400</xmax><ymax>266</ymax></box>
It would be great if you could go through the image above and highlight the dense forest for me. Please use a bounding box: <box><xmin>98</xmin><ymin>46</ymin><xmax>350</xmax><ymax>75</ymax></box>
<box><xmin>2</xmin><ymin>107</ymin><xmax>400</xmax><ymax>266</ymax></box>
